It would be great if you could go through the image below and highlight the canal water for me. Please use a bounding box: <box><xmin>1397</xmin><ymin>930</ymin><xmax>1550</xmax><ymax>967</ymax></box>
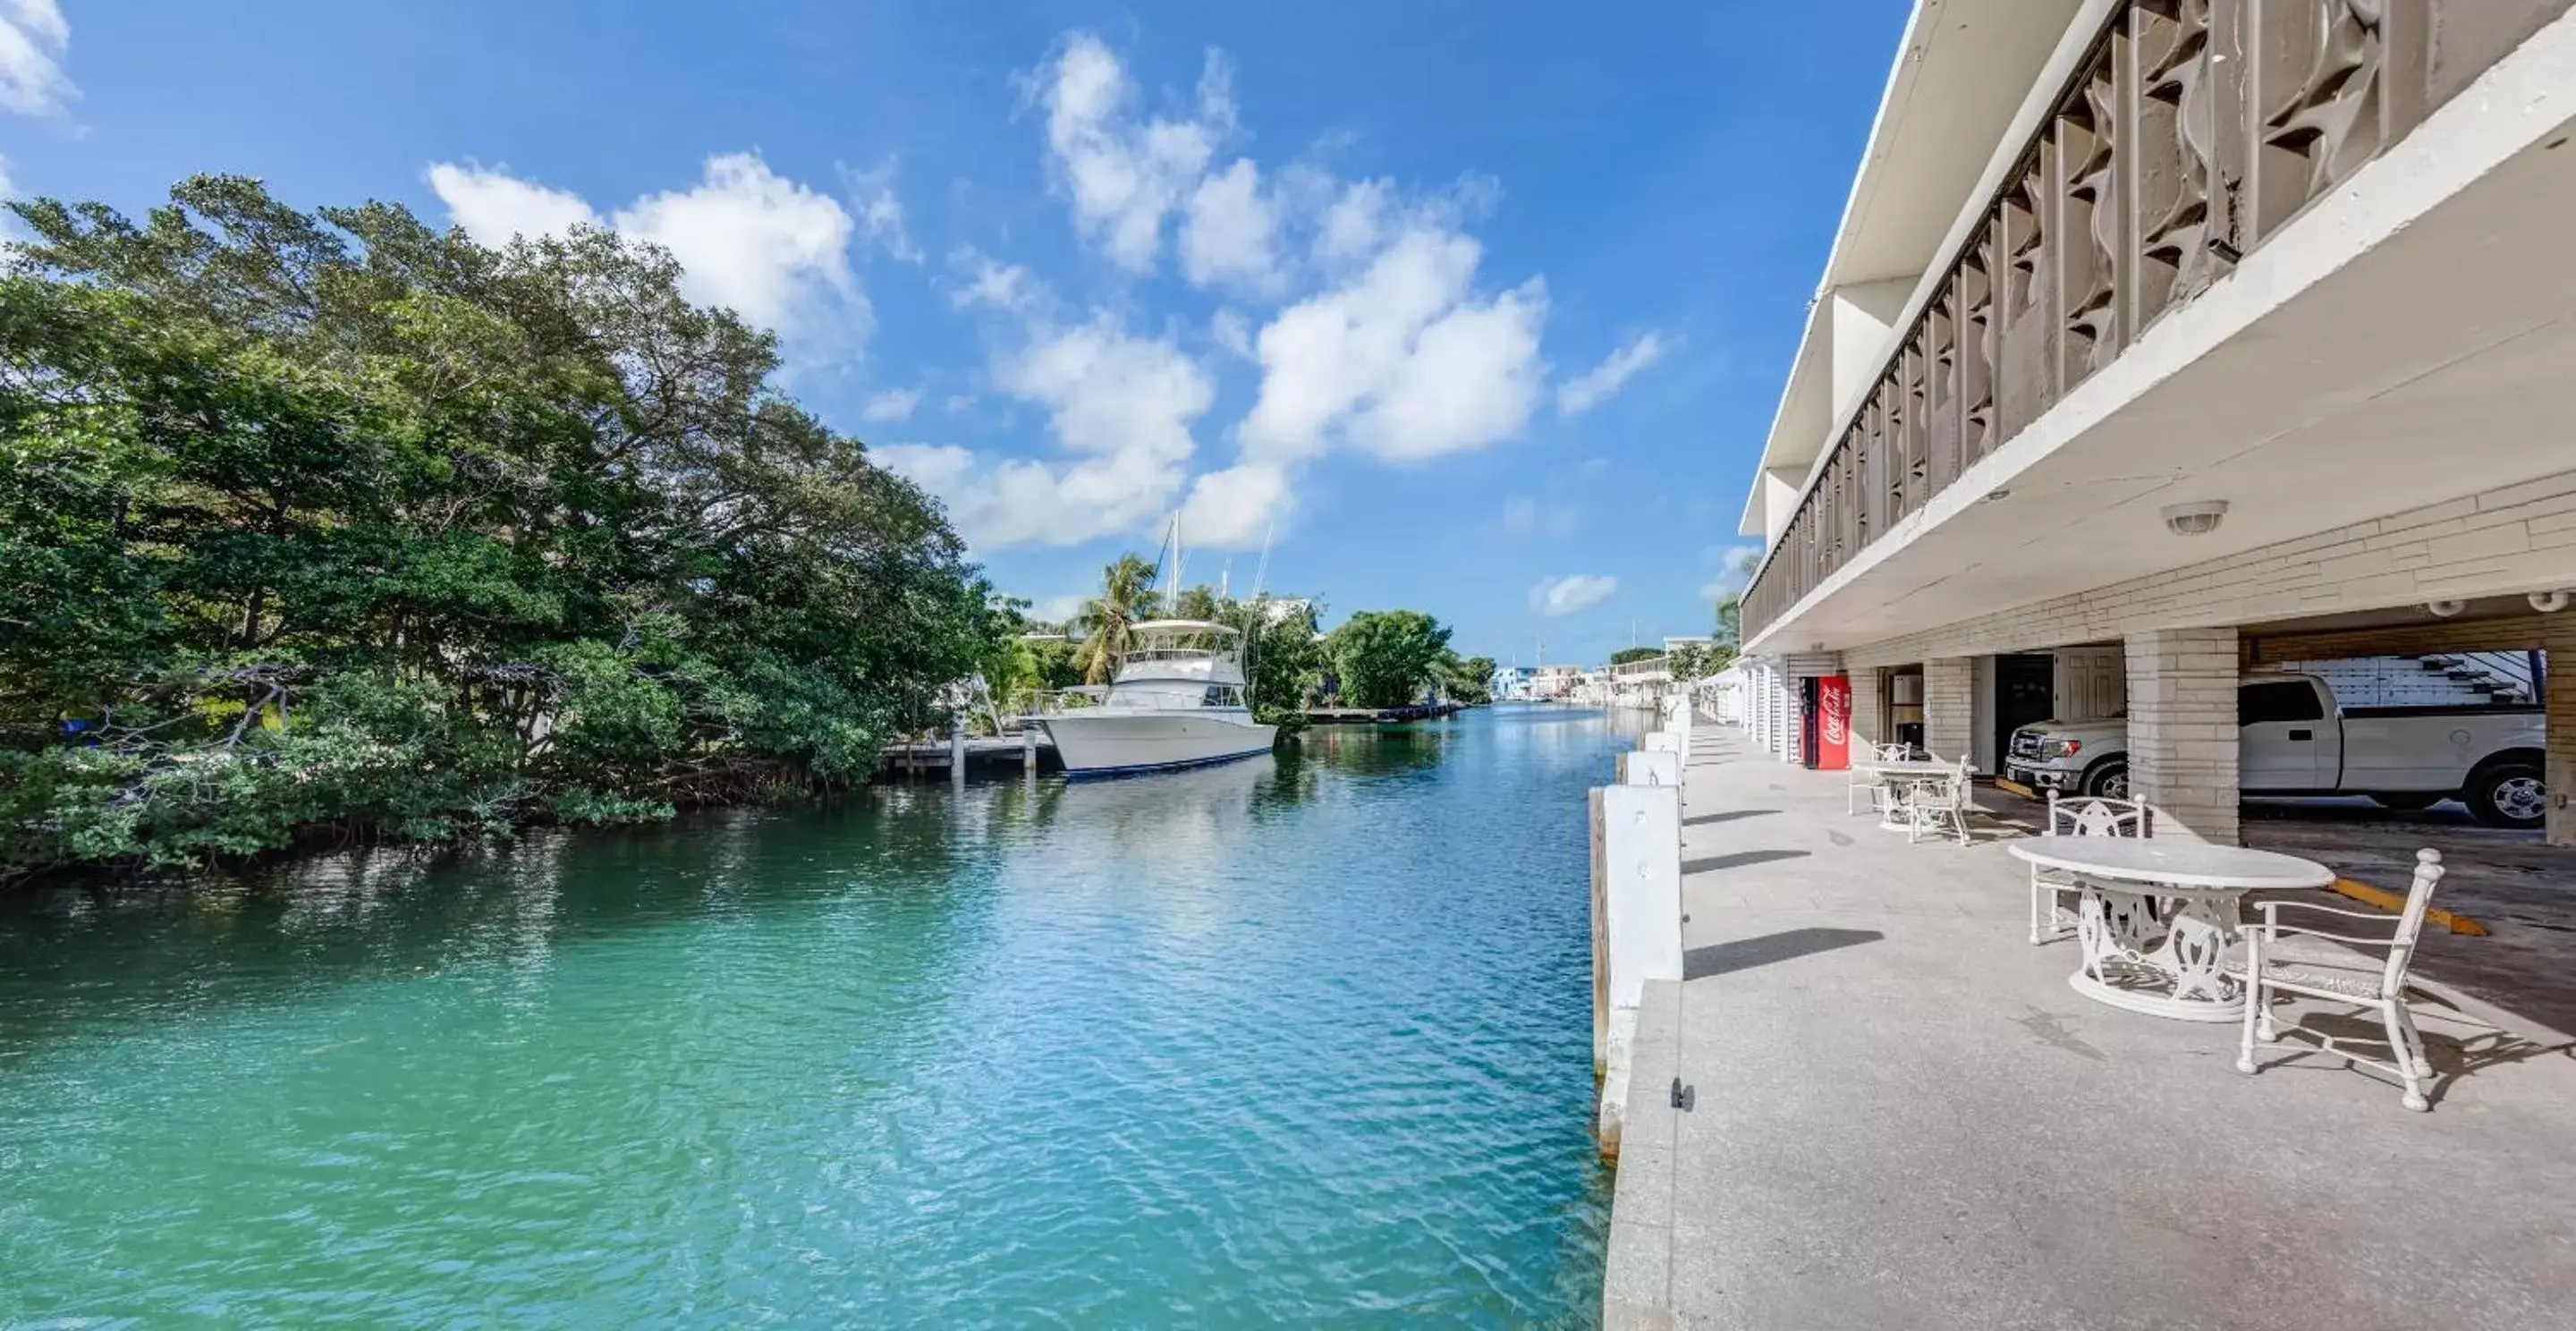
<box><xmin>0</xmin><ymin>704</ymin><xmax>1638</xmax><ymax>1327</ymax></box>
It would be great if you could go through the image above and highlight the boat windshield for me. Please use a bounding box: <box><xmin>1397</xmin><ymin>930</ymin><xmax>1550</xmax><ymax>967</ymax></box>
<box><xmin>1111</xmin><ymin>621</ymin><xmax>1248</xmax><ymax>693</ymax></box>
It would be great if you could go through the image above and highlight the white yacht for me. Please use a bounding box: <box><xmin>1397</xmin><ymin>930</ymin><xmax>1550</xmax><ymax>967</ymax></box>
<box><xmin>1034</xmin><ymin>620</ymin><xmax>1277</xmax><ymax>776</ymax></box>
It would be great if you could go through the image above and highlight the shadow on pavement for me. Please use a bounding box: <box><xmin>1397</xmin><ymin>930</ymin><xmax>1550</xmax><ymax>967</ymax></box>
<box><xmin>1686</xmin><ymin>927</ymin><xmax>1885</xmax><ymax>979</ymax></box>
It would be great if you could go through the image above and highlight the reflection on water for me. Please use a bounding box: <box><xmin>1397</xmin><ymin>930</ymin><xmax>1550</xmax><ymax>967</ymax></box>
<box><xmin>0</xmin><ymin>704</ymin><xmax>1623</xmax><ymax>1327</ymax></box>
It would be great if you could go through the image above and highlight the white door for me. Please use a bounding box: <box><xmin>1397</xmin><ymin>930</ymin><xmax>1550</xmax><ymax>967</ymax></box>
<box><xmin>2052</xmin><ymin>648</ymin><xmax>2128</xmax><ymax>721</ymax></box>
<box><xmin>2238</xmin><ymin>680</ymin><xmax>2331</xmax><ymax>791</ymax></box>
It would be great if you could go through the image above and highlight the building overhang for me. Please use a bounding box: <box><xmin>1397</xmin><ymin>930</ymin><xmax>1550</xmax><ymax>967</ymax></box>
<box><xmin>1741</xmin><ymin>0</ymin><xmax>2088</xmax><ymax>534</ymax></box>
<box><xmin>1747</xmin><ymin>71</ymin><xmax>2576</xmax><ymax>657</ymax></box>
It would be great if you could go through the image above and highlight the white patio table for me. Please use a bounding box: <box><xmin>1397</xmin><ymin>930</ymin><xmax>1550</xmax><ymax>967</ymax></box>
<box><xmin>2007</xmin><ymin>836</ymin><xmax>2334</xmax><ymax>1022</ymax></box>
<box><xmin>1853</xmin><ymin>759</ymin><xmax>1962</xmax><ymax>833</ymax></box>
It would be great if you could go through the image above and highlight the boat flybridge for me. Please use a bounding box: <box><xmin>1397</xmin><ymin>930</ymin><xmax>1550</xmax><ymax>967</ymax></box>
<box><xmin>1033</xmin><ymin>620</ymin><xmax>1277</xmax><ymax>776</ymax></box>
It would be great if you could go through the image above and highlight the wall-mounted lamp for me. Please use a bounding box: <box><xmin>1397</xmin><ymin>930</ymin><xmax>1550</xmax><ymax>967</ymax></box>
<box><xmin>2531</xmin><ymin>590</ymin><xmax>2570</xmax><ymax>614</ymax></box>
<box><xmin>2161</xmin><ymin>500</ymin><xmax>2229</xmax><ymax>537</ymax></box>
<box><xmin>2427</xmin><ymin>599</ymin><xmax>2466</xmax><ymax>618</ymax></box>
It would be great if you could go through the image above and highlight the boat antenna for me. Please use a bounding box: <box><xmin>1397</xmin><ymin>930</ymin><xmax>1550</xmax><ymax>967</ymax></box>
<box><xmin>1250</xmin><ymin>521</ymin><xmax>1275</xmax><ymax>599</ymax></box>
<box><xmin>1168</xmin><ymin>511</ymin><xmax>1183</xmax><ymax>616</ymax></box>
<box><xmin>1220</xmin><ymin>556</ymin><xmax>1232</xmax><ymax>601</ymax></box>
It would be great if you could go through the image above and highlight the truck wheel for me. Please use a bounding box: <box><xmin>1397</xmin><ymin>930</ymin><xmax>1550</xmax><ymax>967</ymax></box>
<box><xmin>2082</xmin><ymin>760</ymin><xmax>2129</xmax><ymax>801</ymax></box>
<box><xmin>2368</xmin><ymin>793</ymin><xmax>2443</xmax><ymax>811</ymax></box>
<box><xmin>2464</xmin><ymin>761</ymin><xmax>2546</xmax><ymax>830</ymax></box>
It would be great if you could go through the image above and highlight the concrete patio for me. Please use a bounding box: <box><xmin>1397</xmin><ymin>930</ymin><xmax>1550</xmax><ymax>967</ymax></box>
<box><xmin>1605</xmin><ymin>728</ymin><xmax>2576</xmax><ymax>1330</ymax></box>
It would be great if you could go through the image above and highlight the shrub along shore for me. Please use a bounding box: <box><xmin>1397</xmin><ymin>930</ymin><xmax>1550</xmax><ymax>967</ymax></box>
<box><xmin>0</xmin><ymin>179</ymin><xmax>1004</xmax><ymax>881</ymax></box>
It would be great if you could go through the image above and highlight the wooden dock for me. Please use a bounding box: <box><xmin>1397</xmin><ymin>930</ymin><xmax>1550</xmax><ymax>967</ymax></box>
<box><xmin>1301</xmin><ymin>702</ymin><xmax>1470</xmax><ymax>725</ymax></box>
<box><xmin>877</xmin><ymin>733</ymin><xmax>1061</xmax><ymax>780</ymax></box>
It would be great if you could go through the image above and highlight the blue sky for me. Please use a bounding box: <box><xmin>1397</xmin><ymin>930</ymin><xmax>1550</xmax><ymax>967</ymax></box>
<box><xmin>1</xmin><ymin>0</ymin><xmax>1901</xmax><ymax>666</ymax></box>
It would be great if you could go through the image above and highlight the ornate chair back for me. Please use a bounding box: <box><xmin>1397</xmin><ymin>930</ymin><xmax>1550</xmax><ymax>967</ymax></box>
<box><xmin>2046</xmin><ymin>790</ymin><xmax>2148</xmax><ymax>839</ymax></box>
<box><xmin>2378</xmin><ymin>848</ymin><xmax>2446</xmax><ymax>998</ymax></box>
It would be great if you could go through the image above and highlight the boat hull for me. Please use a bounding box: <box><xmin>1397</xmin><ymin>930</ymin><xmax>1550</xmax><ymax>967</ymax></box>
<box><xmin>1038</xmin><ymin>712</ymin><xmax>1277</xmax><ymax>777</ymax></box>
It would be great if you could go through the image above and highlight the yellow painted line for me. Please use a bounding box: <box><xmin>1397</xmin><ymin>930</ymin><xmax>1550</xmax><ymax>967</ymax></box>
<box><xmin>2326</xmin><ymin>877</ymin><xmax>2490</xmax><ymax>937</ymax></box>
<box><xmin>1995</xmin><ymin>778</ymin><xmax>2038</xmax><ymax>801</ymax></box>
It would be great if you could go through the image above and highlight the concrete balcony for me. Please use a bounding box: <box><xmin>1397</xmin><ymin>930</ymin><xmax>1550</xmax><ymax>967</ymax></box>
<box><xmin>1742</xmin><ymin>0</ymin><xmax>2576</xmax><ymax>654</ymax></box>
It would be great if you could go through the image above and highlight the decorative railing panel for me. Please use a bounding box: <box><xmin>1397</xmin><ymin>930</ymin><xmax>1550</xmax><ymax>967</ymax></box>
<box><xmin>1741</xmin><ymin>0</ymin><xmax>2565</xmax><ymax>645</ymax></box>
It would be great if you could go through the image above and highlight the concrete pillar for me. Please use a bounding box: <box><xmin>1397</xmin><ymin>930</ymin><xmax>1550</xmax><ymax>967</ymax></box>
<box><xmin>1925</xmin><ymin>657</ymin><xmax>1976</xmax><ymax>763</ymax></box>
<box><xmin>1849</xmin><ymin>668</ymin><xmax>1885</xmax><ymax>754</ymax></box>
<box><xmin>2126</xmin><ymin>627</ymin><xmax>2241</xmax><ymax>844</ymax></box>
<box><xmin>2546</xmin><ymin>627</ymin><xmax>2574</xmax><ymax>848</ymax></box>
<box><xmin>1590</xmin><ymin>782</ymin><xmax>1682</xmax><ymax>1158</ymax></box>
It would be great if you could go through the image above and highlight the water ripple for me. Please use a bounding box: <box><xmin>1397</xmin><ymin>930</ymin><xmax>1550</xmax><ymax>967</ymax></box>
<box><xmin>0</xmin><ymin>706</ymin><xmax>1634</xmax><ymax>1327</ymax></box>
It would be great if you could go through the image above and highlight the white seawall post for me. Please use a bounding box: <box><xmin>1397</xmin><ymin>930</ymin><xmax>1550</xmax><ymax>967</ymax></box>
<box><xmin>1589</xmin><ymin>781</ymin><xmax>1683</xmax><ymax>1158</ymax></box>
<box><xmin>1623</xmin><ymin>748</ymin><xmax>1681</xmax><ymax>789</ymax></box>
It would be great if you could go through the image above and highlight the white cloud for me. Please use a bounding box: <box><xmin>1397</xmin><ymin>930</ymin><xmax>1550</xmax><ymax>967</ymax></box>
<box><xmin>1241</xmin><ymin>226</ymin><xmax>1546</xmax><ymax>463</ymax></box>
<box><xmin>1210</xmin><ymin>308</ymin><xmax>1253</xmax><ymax>359</ymax></box>
<box><xmin>0</xmin><ymin>155</ymin><xmax>21</xmax><ymax>250</ymax></box>
<box><xmin>1315</xmin><ymin>179</ymin><xmax>1389</xmax><ymax>266</ymax></box>
<box><xmin>1179</xmin><ymin>462</ymin><xmax>1290</xmax><ymax>549</ymax></box>
<box><xmin>611</xmin><ymin>154</ymin><xmax>861</xmax><ymax>340</ymax></box>
<box><xmin>975</xmin><ymin>30</ymin><xmax>1566</xmax><ymax>551</ymax></box>
<box><xmin>1024</xmin><ymin>593</ymin><xmax>1090</xmax><ymax>625</ymax></box>
<box><xmin>1557</xmin><ymin>331</ymin><xmax>1671</xmax><ymax>416</ymax></box>
<box><xmin>1530</xmin><ymin>573</ymin><xmax>1617</xmax><ymax>617</ymax></box>
<box><xmin>949</xmin><ymin>245</ymin><xmax>1046</xmax><ymax>315</ymax></box>
<box><xmin>428</xmin><ymin>154</ymin><xmax>867</xmax><ymax>352</ymax></box>
<box><xmin>877</xmin><ymin>316</ymin><xmax>1214</xmax><ymax>549</ymax></box>
<box><xmin>861</xmin><ymin>387</ymin><xmax>923</xmax><ymax>422</ymax></box>
<box><xmin>1698</xmin><ymin>542</ymin><xmax>1765</xmax><ymax>601</ymax></box>
<box><xmin>1180</xmin><ymin>158</ymin><xmax>1281</xmax><ymax>292</ymax></box>
<box><xmin>944</xmin><ymin>393</ymin><xmax>979</xmax><ymax>414</ymax></box>
<box><xmin>426</xmin><ymin>164</ymin><xmax>602</xmax><ymax>244</ymax></box>
<box><xmin>1035</xmin><ymin>32</ymin><xmax>1230</xmax><ymax>274</ymax></box>
<box><xmin>845</xmin><ymin>157</ymin><xmax>922</xmax><ymax>263</ymax></box>
<box><xmin>0</xmin><ymin>0</ymin><xmax>72</xmax><ymax>116</ymax></box>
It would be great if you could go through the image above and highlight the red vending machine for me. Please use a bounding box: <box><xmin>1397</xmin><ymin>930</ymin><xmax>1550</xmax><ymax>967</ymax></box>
<box><xmin>1801</xmin><ymin>674</ymin><xmax>1852</xmax><ymax>771</ymax></box>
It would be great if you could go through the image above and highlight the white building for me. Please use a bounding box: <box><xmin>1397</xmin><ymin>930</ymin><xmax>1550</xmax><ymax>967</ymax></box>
<box><xmin>1731</xmin><ymin>0</ymin><xmax>2576</xmax><ymax>844</ymax></box>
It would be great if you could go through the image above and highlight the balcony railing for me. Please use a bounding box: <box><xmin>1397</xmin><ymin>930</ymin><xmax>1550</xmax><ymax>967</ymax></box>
<box><xmin>1741</xmin><ymin>0</ymin><xmax>2560</xmax><ymax>645</ymax></box>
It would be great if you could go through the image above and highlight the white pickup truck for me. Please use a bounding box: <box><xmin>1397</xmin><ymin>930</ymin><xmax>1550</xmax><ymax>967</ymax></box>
<box><xmin>2004</xmin><ymin>670</ymin><xmax>2547</xmax><ymax>828</ymax></box>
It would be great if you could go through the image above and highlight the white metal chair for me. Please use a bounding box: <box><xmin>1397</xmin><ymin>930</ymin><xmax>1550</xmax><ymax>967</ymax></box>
<box><xmin>1845</xmin><ymin>742</ymin><xmax>1911</xmax><ymax>816</ymax></box>
<box><xmin>1900</xmin><ymin>756</ymin><xmax>1974</xmax><ymax>846</ymax></box>
<box><xmin>2030</xmin><ymin>791</ymin><xmax>2150</xmax><ymax>944</ymax></box>
<box><xmin>2234</xmin><ymin>848</ymin><xmax>2446</xmax><ymax>1112</ymax></box>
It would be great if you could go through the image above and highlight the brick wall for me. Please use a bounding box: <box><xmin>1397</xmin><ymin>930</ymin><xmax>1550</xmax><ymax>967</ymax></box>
<box><xmin>2127</xmin><ymin>627</ymin><xmax>2241</xmax><ymax>844</ymax></box>
<box><xmin>1925</xmin><ymin>657</ymin><xmax>1976</xmax><ymax>762</ymax></box>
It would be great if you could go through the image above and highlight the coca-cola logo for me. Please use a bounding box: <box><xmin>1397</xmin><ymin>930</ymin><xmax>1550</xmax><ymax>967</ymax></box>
<box><xmin>1822</xmin><ymin>708</ymin><xmax>1847</xmax><ymax>746</ymax></box>
<box><xmin>1821</xmin><ymin>684</ymin><xmax>1850</xmax><ymax>746</ymax></box>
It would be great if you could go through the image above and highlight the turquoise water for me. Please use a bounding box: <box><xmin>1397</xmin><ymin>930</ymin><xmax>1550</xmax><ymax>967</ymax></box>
<box><xmin>0</xmin><ymin>705</ymin><xmax>1631</xmax><ymax>1327</ymax></box>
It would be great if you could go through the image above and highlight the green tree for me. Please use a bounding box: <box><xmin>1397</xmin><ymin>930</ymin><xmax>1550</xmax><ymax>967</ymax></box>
<box><xmin>1439</xmin><ymin>654</ymin><xmax>1496</xmax><ymax>705</ymax></box>
<box><xmin>1214</xmin><ymin>595</ymin><xmax>1326</xmax><ymax>739</ymax></box>
<box><xmin>1609</xmin><ymin>647</ymin><xmax>1665</xmax><ymax>666</ymax></box>
<box><xmin>1712</xmin><ymin>547</ymin><xmax>1761</xmax><ymax>650</ymax></box>
<box><xmin>1326</xmin><ymin>610</ymin><xmax>1453</xmax><ymax>709</ymax></box>
<box><xmin>1072</xmin><ymin>554</ymin><xmax>1160</xmax><ymax>684</ymax></box>
<box><xmin>0</xmin><ymin>176</ymin><xmax>1001</xmax><ymax>877</ymax></box>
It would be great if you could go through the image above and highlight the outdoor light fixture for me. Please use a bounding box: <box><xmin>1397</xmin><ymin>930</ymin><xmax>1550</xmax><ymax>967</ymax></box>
<box><xmin>2161</xmin><ymin>500</ymin><xmax>2229</xmax><ymax>536</ymax></box>
<box><xmin>2530</xmin><ymin>590</ymin><xmax>2571</xmax><ymax>613</ymax></box>
<box><xmin>1984</xmin><ymin>487</ymin><xmax>2011</xmax><ymax>503</ymax></box>
<box><xmin>2428</xmin><ymin>599</ymin><xmax>2466</xmax><ymax>618</ymax></box>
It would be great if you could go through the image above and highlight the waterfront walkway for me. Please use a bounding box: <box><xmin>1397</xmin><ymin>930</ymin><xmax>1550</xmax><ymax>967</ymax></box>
<box><xmin>1606</xmin><ymin>728</ymin><xmax>2576</xmax><ymax>1330</ymax></box>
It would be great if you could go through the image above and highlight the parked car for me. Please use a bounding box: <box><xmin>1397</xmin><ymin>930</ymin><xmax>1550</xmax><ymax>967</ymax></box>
<box><xmin>2004</xmin><ymin>670</ymin><xmax>2547</xmax><ymax>828</ymax></box>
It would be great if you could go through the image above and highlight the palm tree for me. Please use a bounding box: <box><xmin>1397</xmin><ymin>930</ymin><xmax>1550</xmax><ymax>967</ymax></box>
<box><xmin>1073</xmin><ymin>554</ymin><xmax>1160</xmax><ymax>684</ymax></box>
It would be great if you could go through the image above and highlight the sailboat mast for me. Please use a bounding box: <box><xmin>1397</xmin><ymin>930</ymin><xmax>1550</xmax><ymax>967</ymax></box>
<box><xmin>1161</xmin><ymin>512</ymin><xmax>1182</xmax><ymax>617</ymax></box>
